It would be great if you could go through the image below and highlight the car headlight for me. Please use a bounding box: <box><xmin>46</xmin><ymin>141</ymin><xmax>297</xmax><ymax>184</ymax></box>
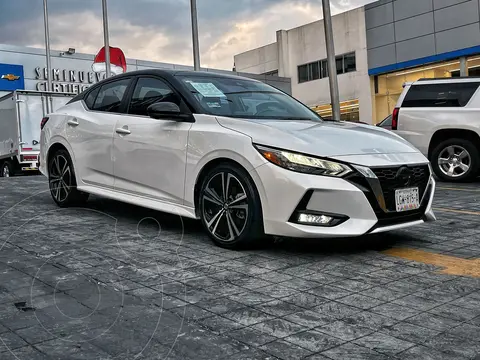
<box><xmin>254</xmin><ymin>144</ymin><xmax>352</xmax><ymax>177</ymax></box>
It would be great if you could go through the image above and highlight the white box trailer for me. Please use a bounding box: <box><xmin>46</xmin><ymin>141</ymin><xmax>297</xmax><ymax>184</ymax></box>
<box><xmin>0</xmin><ymin>90</ymin><xmax>75</xmax><ymax>177</ymax></box>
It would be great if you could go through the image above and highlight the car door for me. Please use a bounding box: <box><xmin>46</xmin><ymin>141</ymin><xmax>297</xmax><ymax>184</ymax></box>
<box><xmin>65</xmin><ymin>77</ymin><xmax>133</xmax><ymax>189</ymax></box>
<box><xmin>112</xmin><ymin>76</ymin><xmax>193</xmax><ymax>204</ymax></box>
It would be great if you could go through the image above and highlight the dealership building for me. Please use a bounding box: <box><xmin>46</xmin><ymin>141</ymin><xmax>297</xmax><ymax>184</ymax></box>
<box><xmin>0</xmin><ymin>44</ymin><xmax>291</xmax><ymax>100</ymax></box>
<box><xmin>234</xmin><ymin>0</ymin><xmax>480</xmax><ymax>123</ymax></box>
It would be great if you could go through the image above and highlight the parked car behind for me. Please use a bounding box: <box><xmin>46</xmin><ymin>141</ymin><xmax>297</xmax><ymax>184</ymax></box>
<box><xmin>377</xmin><ymin>114</ymin><xmax>392</xmax><ymax>130</ymax></box>
<box><xmin>391</xmin><ymin>78</ymin><xmax>480</xmax><ymax>182</ymax></box>
<box><xmin>40</xmin><ymin>69</ymin><xmax>436</xmax><ymax>249</ymax></box>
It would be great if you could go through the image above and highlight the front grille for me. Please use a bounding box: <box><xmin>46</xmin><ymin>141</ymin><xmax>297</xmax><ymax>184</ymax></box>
<box><xmin>345</xmin><ymin>164</ymin><xmax>431</xmax><ymax>227</ymax></box>
<box><xmin>372</xmin><ymin>165</ymin><xmax>430</xmax><ymax>212</ymax></box>
<box><xmin>374</xmin><ymin>184</ymin><xmax>432</xmax><ymax>228</ymax></box>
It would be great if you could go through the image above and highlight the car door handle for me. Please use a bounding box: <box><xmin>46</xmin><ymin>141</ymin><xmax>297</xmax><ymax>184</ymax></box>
<box><xmin>67</xmin><ymin>119</ymin><xmax>79</xmax><ymax>126</ymax></box>
<box><xmin>116</xmin><ymin>127</ymin><xmax>131</xmax><ymax>135</ymax></box>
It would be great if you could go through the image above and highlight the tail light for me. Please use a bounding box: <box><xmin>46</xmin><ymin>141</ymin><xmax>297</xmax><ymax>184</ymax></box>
<box><xmin>391</xmin><ymin>108</ymin><xmax>399</xmax><ymax>130</ymax></box>
<box><xmin>40</xmin><ymin>117</ymin><xmax>49</xmax><ymax>130</ymax></box>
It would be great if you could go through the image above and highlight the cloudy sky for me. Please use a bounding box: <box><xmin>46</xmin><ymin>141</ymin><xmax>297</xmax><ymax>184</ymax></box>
<box><xmin>0</xmin><ymin>0</ymin><xmax>374</xmax><ymax>70</ymax></box>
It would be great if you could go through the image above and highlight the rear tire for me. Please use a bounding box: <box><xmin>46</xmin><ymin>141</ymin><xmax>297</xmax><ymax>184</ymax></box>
<box><xmin>48</xmin><ymin>149</ymin><xmax>89</xmax><ymax>207</ymax></box>
<box><xmin>199</xmin><ymin>163</ymin><xmax>264</xmax><ymax>249</ymax></box>
<box><xmin>431</xmin><ymin>138</ymin><xmax>480</xmax><ymax>182</ymax></box>
<box><xmin>0</xmin><ymin>161</ymin><xmax>12</xmax><ymax>178</ymax></box>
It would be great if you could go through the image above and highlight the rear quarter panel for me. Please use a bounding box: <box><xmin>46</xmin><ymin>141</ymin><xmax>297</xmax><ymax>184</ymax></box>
<box><xmin>39</xmin><ymin>113</ymin><xmax>75</xmax><ymax>177</ymax></box>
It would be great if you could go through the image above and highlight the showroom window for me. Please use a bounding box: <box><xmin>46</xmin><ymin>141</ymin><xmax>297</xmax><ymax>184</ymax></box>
<box><xmin>297</xmin><ymin>52</ymin><xmax>356</xmax><ymax>83</ymax></box>
<box><xmin>373</xmin><ymin>55</ymin><xmax>480</xmax><ymax>123</ymax></box>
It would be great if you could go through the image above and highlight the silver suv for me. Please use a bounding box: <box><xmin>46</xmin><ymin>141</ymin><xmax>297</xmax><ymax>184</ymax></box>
<box><xmin>393</xmin><ymin>78</ymin><xmax>480</xmax><ymax>182</ymax></box>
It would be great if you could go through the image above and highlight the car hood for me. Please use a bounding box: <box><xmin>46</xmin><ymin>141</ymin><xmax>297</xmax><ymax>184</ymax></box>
<box><xmin>216</xmin><ymin>117</ymin><xmax>420</xmax><ymax>158</ymax></box>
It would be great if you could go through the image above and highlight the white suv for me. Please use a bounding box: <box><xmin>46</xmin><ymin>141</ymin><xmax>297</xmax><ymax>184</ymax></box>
<box><xmin>393</xmin><ymin>78</ymin><xmax>480</xmax><ymax>182</ymax></box>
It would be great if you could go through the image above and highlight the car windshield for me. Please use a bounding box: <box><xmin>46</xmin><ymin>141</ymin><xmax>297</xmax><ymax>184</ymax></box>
<box><xmin>177</xmin><ymin>75</ymin><xmax>323</xmax><ymax>121</ymax></box>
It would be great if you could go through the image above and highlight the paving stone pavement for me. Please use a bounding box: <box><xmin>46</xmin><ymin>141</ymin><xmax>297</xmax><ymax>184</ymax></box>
<box><xmin>0</xmin><ymin>175</ymin><xmax>479</xmax><ymax>359</ymax></box>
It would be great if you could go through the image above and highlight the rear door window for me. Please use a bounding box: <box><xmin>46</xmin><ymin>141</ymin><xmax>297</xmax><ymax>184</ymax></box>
<box><xmin>92</xmin><ymin>78</ymin><xmax>131</xmax><ymax>113</ymax></box>
<box><xmin>402</xmin><ymin>83</ymin><xmax>480</xmax><ymax>108</ymax></box>
<box><xmin>84</xmin><ymin>87</ymin><xmax>100</xmax><ymax>109</ymax></box>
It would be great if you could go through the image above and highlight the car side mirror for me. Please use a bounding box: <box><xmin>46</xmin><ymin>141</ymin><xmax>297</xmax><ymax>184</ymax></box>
<box><xmin>147</xmin><ymin>102</ymin><xmax>193</xmax><ymax>122</ymax></box>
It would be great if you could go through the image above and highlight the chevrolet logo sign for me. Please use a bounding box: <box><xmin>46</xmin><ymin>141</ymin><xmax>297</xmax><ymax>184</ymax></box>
<box><xmin>1</xmin><ymin>74</ymin><xmax>20</xmax><ymax>81</ymax></box>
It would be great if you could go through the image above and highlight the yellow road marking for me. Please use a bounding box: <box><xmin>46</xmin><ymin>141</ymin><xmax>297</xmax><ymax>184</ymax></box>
<box><xmin>383</xmin><ymin>248</ymin><xmax>480</xmax><ymax>278</ymax></box>
<box><xmin>433</xmin><ymin>207</ymin><xmax>480</xmax><ymax>216</ymax></box>
<box><xmin>438</xmin><ymin>186</ymin><xmax>480</xmax><ymax>192</ymax></box>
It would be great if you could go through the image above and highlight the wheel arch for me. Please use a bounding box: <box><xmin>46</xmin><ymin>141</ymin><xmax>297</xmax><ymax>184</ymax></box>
<box><xmin>46</xmin><ymin>135</ymin><xmax>75</xmax><ymax>161</ymax></box>
<box><xmin>192</xmin><ymin>157</ymin><xmax>267</xmax><ymax>219</ymax></box>
<box><xmin>47</xmin><ymin>143</ymin><xmax>68</xmax><ymax>164</ymax></box>
<box><xmin>428</xmin><ymin>129</ymin><xmax>480</xmax><ymax>160</ymax></box>
<box><xmin>45</xmin><ymin>138</ymin><xmax>78</xmax><ymax>183</ymax></box>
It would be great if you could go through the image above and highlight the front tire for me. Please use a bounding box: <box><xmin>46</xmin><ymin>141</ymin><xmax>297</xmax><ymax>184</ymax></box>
<box><xmin>431</xmin><ymin>138</ymin><xmax>480</xmax><ymax>182</ymax></box>
<box><xmin>48</xmin><ymin>149</ymin><xmax>89</xmax><ymax>207</ymax></box>
<box><xmin>199</xmin><ymin>163</ymin><xmax>264</xmax><ymax>249</ymax></box>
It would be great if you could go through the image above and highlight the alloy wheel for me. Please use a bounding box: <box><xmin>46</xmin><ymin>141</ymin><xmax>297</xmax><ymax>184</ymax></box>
<box><xmin>202</xmin><ymin>172</ymin><xmax>249</xmax><ymax>242</ymax></box>
<box><xmin>2</xmin><ymin>165</ymin><xmax>9</xmax><ymax>178</ymax></box>
<box><xmin>438</xmin><ymin>145</ymin><xmax>471</xmax><ymax>178</ymax></box>
<box><xmin>49</xmin><ymin>154</ymin><xmax>72</xmax><ymax>203</ymax></box>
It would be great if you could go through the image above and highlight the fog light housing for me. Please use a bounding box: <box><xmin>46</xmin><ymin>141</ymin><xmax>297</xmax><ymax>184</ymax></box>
<box><xmin>289</xmin><ymin>191</ymin><xmax>349</xmax><ymax>227</ymax></box>
<box><xmin>298</xmin><ymin>213</ymin><xmax>333</xmax><ymax>225</ymax></box>
<box><xmin>293</xmin><ymin>211</ymin><xmax>348</xmax><ymax>227</ymax></box>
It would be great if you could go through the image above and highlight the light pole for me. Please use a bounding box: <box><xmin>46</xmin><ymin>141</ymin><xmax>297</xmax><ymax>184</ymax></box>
<box><xmin>102</xmin><ymin>0</ymin><xmax>111</xmax><ymax>78</ymax></box>
<box><xmin>190</xmin><ymin>0</ymin><xmax>201</xmax><ymax>71</ymax></box>
<box><xmin>322</xmin><ymin>0</ymin><xmax>340</xmax><ymax>120</ymax></box>
<box><xmin>42</xmin><ymin>0</ymin><xmax>52</xmax><ymax>112</ymax></box>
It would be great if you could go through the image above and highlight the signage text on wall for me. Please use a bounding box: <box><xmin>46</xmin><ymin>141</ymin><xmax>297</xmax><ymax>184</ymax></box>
<box><xmin>35</xmin><ymin>67</ymin><xmax>107</xmax><ymax>94</ymax></box>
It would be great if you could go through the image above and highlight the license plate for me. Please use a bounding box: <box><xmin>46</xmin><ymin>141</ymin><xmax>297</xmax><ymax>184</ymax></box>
<box><xmin>395</xmin><ymin>187</ymin><xmax>420</xmax><ymax>212</ymax></box>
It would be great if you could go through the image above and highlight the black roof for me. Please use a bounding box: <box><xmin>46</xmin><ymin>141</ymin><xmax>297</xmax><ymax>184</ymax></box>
<box><xmin>67</xmin><ymin>68</ymin><xmax>264</xmax><ymax>110</ymax></box>
<box><xmin>110</xmin><ymin>68</ymin><xmax>261</xmax><ymax>81</ymax></box>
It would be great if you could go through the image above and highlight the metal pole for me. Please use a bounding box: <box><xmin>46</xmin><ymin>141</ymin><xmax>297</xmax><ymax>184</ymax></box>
<box><xmin>102</xmin><ymin>0</ymin><xmax>111</xmax><ymax>78</ymax></box>
<box><xmin>322</xmin><ymin>0</ymin><xmax>341</xmax><ymax>120</ymax></box>
<box><xmin>190</xmin><ymin>0</ymin><xmax>201</xmax><ymax>71</ymax></box>
<box><xmin>43</xmin><ymin>0</ymin><xmax>52</xmax><ymax>113</ymax></box>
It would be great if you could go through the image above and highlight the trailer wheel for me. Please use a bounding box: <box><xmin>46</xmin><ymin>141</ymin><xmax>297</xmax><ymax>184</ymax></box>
<box><xmin>0</xmin><ymin>161</ymin><xmax>12</xmax><ymax>178</ymax></box>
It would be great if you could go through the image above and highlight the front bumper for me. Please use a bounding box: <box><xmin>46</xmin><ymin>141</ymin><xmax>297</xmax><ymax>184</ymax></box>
<box><xmin>19</xmin><ymin>162</ymin><xmax>39</xmax><ymax>171</ymax></box>
<box><xmin>18</xmin><ymin>152</ymin><xmax>40</xmax><ymax>172</ymax></box>
<box><xmin>254</xmin><ymin>162</ymin><xmax>435</xmax><ymax>238</ymax></box>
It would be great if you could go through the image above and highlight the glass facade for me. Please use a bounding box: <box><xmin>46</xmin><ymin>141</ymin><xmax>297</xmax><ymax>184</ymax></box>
<box><xmin>373</xmin><ymin>55</ymin><xmax>480</xmax><ymax>123</ymax></box>
<box><xmin>312</xmin><ymin>99</ymin><xmax>359</xmax><ymax>122</ymax></box>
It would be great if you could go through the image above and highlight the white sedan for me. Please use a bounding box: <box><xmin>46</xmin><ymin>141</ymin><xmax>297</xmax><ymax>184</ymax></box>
<box><xmin>40</xmin><ymin>70</ymin><xmax>436</xmax><ymax>248</ymax></box>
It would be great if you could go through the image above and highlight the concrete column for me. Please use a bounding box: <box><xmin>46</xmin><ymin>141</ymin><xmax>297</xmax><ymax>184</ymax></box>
<box><xmin>358</xmin><ymin>75</ymin><xmax>374</xmax><ymax>124</ymax></box>
<box><xmin>276</xmin><ymin>30</ymin><xmax>290</xmax><ymax>78</ymax></box>
<box><xmin>460</xmin><ymin>57</ymin><xmax>468</xmax><ymax>77</ymax></box>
